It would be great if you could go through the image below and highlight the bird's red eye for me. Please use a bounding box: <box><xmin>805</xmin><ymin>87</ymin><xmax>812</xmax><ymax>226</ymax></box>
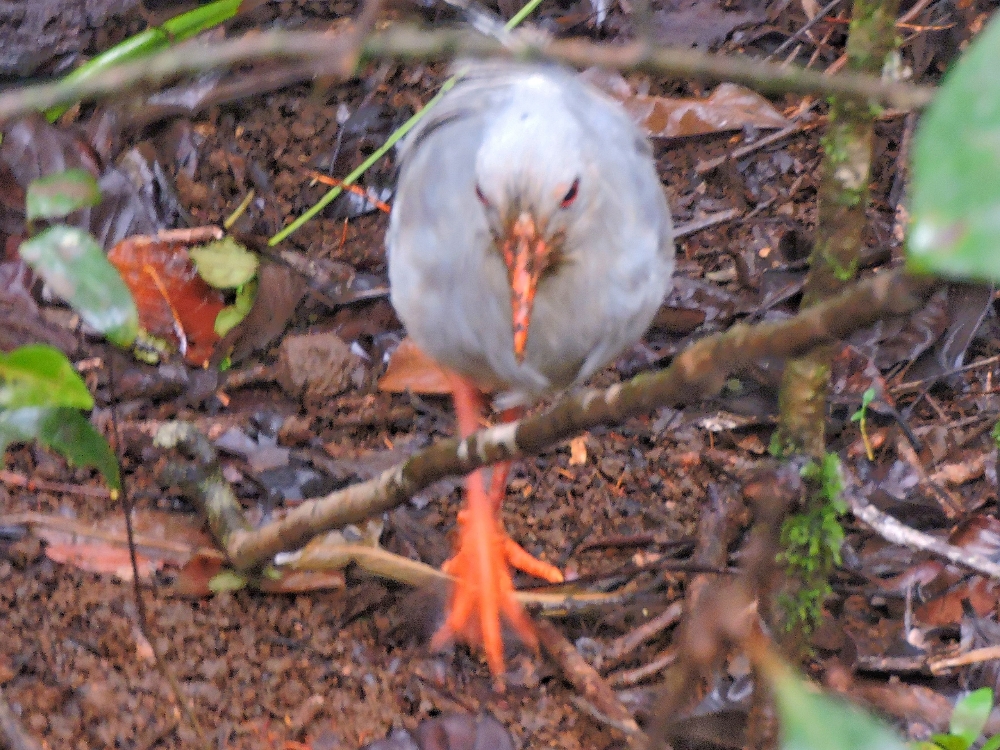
<box><xmin>560</xmin><ymin>178</ymin><xmax>579</xmax><ymax>208</ymax></box>
<box><xmin>475</xmin><ymin>184</ymin><xmax>489</xmax><ymax>207</ymax></box>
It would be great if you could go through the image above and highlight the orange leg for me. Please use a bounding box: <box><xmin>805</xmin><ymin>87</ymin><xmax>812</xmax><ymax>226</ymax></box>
<box><xmin>487</xmin><ymin>454</ymin><xmax>562</xmax><ymax>583</ymax></box>
<box><xmin>431</xmin><ymin>374</ymin><xmax>563</xmax><ymax>676</ymax></box>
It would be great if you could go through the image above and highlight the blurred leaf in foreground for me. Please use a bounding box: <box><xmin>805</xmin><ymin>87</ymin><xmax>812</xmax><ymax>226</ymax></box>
<box><xmin>0</xmin><ymin>407</ymin><xmax>119</xmax><ymax>490</ymax></box>
<box><xmin>0</xmin><ymin>345</ymin><xmax>93</xmax><ymax>409</ymax></box>
<box><xmin>927</xmin><ymin>687</ymin><xmax>997</xmax><ymax>750</ymax></box>
<box><xmin>19</xmin><ymin>226</ymin><xmax>139</xmax><ymax>348</ymax></box>
<box><xmin>26</xmin><ymin>169</ymin><xmax>101</xmax><ymax>221</ymax></box>
<box><xmin>189</xmin><ymin>236</ymin><xmax>259</xmax><ymax>289</ymax></box>
<box><xmin>908</xmin><ymin>13</ymin><xmax>1000</xmax><ymax>283</ymax></box>
<box><xmin>766</xmin><ymin>657</ymin><xmax>908</xmax><ymax>750</ymax></box>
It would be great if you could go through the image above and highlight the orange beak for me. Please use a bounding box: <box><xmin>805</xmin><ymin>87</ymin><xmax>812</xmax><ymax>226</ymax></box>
<box><xmin>501</xmin><ymin>212</ymin><xmax>548</xmax><ymax>362</ymax></box>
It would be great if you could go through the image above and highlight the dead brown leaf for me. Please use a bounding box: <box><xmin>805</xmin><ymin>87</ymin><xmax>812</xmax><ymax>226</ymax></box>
<box><xmin>582</xmin><ymin>71</ymin><xmax>789</xmax><ymax>138</ymax></box>
<box><xmin>378</xmin><ymin>336</ymin><xmax>452</xmax><ymax>395</ymax></box>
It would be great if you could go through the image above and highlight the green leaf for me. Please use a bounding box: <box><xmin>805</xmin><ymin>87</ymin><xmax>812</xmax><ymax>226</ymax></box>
<box><xmin>929</xmin><ymin>734</ymin><xmax>971</xmax><ymax>750</ymax></box>
<box><xmin>851</xmin><ymin>387</ymin><xmax>876</xmax><ymax>422</ymax></box>
<box><xmin>209</xmin><ymin>570</ymin><xmax>248</xmax><ymax>592</ymax></box>
<box><xmin>19</xmin><ymin>226</ymin><xmax>138</xmax><ymax>347</ymax></box>
<box><xmin>0</xmin><ymin>345</ymin><xmax>93</xmax><ymax>409</ymax></box>
<box><xmin>949</xmin><ymin>688</ymin><xmax>993</xmax><ymax>746</ymax></box>
<box><xmin>26</xmin><ymin>169</ymin><xmax>101</xmax><ymax>221</ymax></box>
<box><xmin>189</xmin><ymin>237</ymin><xmax>259</xmax><ymax>289</ymax></box>
<box><xmin>980</xmin><ymin>734</ymin><xmax>1000</xmax><ymax>750</ymax></box>
<box><xmin>0</xmin><ymin>407</ymin><xmax>119</xmax><ymax>489</ymax></box>
<box><xmin>770</xmin><ymin>665</ymin><xmax>909</xmax><ymax>750</ymax></box>
<box><xmin>214</xmin><ymin>278</ymin><xmax>257</xmax><ymax>337</ymax></box>
<box><xmin>907</xmin><ymin>13</ymin><xmax>1000</xmax><ymax>283</ymax></box>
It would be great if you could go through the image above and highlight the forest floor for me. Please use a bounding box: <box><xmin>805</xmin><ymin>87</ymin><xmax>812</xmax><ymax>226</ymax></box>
<box><xmin>1</xmin><ymin>0</ymin><xmax>999</xmax><ymax>748</ymax></box>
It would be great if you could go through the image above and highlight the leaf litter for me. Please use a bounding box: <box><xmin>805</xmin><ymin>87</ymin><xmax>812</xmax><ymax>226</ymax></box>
<box><xmin>0</xmin><ymin>0</ymin><xmax>999</xmax><ymax>749</ymax></box>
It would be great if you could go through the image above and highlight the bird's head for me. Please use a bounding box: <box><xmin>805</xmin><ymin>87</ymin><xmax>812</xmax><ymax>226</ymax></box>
<box><xmin>474</xmin><ymin>76</ymin><xmax>588</xmax><ymax>362</ymax></box>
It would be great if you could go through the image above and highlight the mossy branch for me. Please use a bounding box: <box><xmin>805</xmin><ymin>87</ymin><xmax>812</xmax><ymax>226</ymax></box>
<box><xmin>158</xmin><ymin>270</ymin><xmax>934</xmax><ymax>571</ymax></box>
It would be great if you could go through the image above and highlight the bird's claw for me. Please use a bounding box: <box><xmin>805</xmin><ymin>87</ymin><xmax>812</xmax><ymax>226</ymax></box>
<box><xmin>432</xmin><ymin>500</ymin><xmax>562</xmax><ymax>675</ymax></box>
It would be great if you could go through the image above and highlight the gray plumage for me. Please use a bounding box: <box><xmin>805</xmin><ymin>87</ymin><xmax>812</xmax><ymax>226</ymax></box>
<box><xmin>387</xmin><ymin>63</ymin><xmax>675</xmax><ymax>406</ymax></box>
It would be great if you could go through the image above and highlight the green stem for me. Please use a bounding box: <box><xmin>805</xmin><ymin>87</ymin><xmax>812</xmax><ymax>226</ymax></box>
<box><xmin>45</xmin><ymin>0</ymin><xmax>242</xmax><ymax>122</ymax></box>
<box><xmin>268</xmin><ymin>0</ymin><xmax>548</xmax><ymax>246</ymax></box>
<box><xmin>505</xmin><ymin>0</ymin><xmax>547</xmax><ymax>30</ymax></box>
<box><xmin>268</xmin><ymin>74</ymin><xmax>462</xmax><ymax>245</ymax></box>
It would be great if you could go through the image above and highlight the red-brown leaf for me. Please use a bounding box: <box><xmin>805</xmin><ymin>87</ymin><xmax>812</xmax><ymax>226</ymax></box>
<box><xmin>108</xmin><ymin>236</ymin><xmax>224</xmax><ymax>366</ymax></box>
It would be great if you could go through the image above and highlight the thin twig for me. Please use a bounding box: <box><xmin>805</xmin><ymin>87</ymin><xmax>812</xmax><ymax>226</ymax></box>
<box><xmin>535</xmin><ymin>620</ymin><xmax>647</xmax><ymax>746</ymax></box>
<box><xmin>606</xmin><ymin>648</ymin><xmax>678</xmax><ymax>686</ymax></box>
<box><xmin>894</xmin><ymin>434</ymin><xmax>964</xmax><ymax>518</ymax></box>
<box><xmin>603</xmin><ymin>601</ymin><xmax>684</xmax><ymax>666</ymax></box>
<box><xmin>363</xmin><ymin>27</ymin><xmax>937</xmax><ymax>108</ymax></box>
<box><xmin>694</xmin><ymin>119</ymin><xmax>815</xmax><ymax>175</ymax></box>
<box><xmin>843</xmin><ymin>468</ymin><xmax>1000</xmax><ymax>579</ymax></box>
<box><xmin>673</xmin><ymin>209</ymin><xmax>741</xmax><ymax>237</ymax></box>
<box><xmin>0</xmin><ymin>26</ymin><xmax>936</xmax><ymax>124</ymax></box>
<box><xmin>929</xmin><ymin>645</ymin><xmax>1000</xmax><ymax>674</ymax></box>
<box><xmin>891</xmin><ymin>353</ymin><xmax>1000</xmax><ymax>394</ymax></box>
<box><xmin>898</xmin><ymin>0</ymin><xmax>936</xmax><ymax>24</ymax></box>
<box><xmin>765</xmin><ymin>0</ymin><xmax>846</xmax><ymax>62</ymax></box>
<box><xmin>0</xmin><ymin>470</ymin><xmax>113</xmax><ymax>499</ymax></box>
<box><xmin>108</xmin><ymin>357</ymin><xmax>208</xmax><ymax>746</ymax></box>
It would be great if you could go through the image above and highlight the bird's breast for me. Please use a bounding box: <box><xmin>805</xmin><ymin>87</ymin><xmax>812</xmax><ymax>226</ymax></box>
<box><xmin>392</xmin><ymin>225</ymin><xmax>667</xmax><ymax>404</ymax></box>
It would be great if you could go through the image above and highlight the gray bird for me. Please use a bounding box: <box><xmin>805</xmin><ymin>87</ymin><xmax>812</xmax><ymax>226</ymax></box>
<box><xmin>387</xmin><ymin>62</ymin><xmax>675</xmax><ymax>675</ymax></box>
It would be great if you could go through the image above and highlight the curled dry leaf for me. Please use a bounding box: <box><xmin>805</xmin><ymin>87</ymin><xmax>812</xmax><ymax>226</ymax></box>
<box><xmin>275</xmin><ymin>331</ymin><xmax>363</xmax><ymax>403</ymax></box>
<box><xmin>216</xmin><ymin>262</ymin><xmax>307</xmax><ymax>365</ymax></box>
<box><xmin>378</xmin><ymin>336</ymin><xmax>452</xmax><ymax>395</ymax></box>
<box><xmin>930</xmin><ymin>452</ymin><xmax>990</xmax><ymax>486</ymax></box>
<box><xmin>625</xmin><ymin>83</ymin><xmax>790</xmax><ymax>138</ymax></box>
<box><xmin>916</xmin><ymin>514</ymin><xmax>1000</xmax><ymax>625</ymax></box>
<box><xmin>108</xmin><ymin>233</ymin><xmax>225</xmax><ymax>366</ymax></box>
<box><xmin>44</xmin><ymin>540</ymin><xmax>160</xmax><ymax>581</ymax></box>
<box><xmin>581</xmin><ymin>70</ymin><xmax>789</xmax><ymax>138</ymax></box>
<box><xmin>21</xmin><ymin>509</ymin><xmax>217</xmax><ymax>581</ymax></box>
<box><xmin>173</xmin><ymin>551</ymin><xmax>348</xmax><ymax>597</ymax></box>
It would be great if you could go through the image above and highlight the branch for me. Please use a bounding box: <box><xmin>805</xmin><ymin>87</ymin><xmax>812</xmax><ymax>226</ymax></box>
<box><xmin>776</xmin><ymin>0</ymin><xmax>902</xmax><ymax>455</ymax></box>
<box><xmin>167</xmin><ymin>269</ymin><xmax>934</xmax><ymax>571</ymax></box>
<box><xmin>365</xmin><ymin>27</ymin><xmax>935</xmax><ymax>108</ymax></box>
<box><xmin>842</xmin><ymin>467</ymin><xmax>1000</xmax><ymax>579</ymax></box>
<box><xmin>0</xmin><ymin>25</ymin><xmax>935</xmax><ymax>124</ymax></box>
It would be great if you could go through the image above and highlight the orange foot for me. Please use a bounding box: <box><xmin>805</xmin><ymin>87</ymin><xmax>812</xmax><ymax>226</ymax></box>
<box><xmin>430</xmin><ymin>468</ymin><xmax>563</xmax><ymax>676</ymax></box>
